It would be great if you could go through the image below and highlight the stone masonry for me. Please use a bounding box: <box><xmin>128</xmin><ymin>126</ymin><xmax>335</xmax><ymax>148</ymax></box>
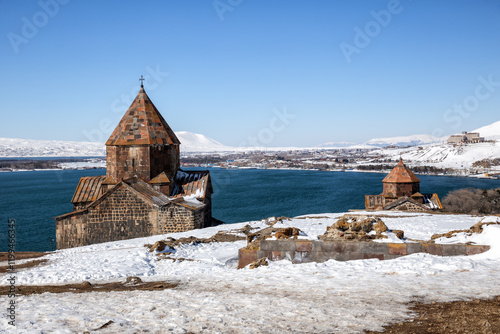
<box><xmin>55</xmin><ymin>81</ymin><xmax>216</xmax><ymax>249</ymax></box>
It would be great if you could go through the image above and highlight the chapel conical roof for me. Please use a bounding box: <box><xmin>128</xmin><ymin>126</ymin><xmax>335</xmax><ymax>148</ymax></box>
<box><xmin>382</xmin><ymin>158</ymin><xmax>420</xmax><ymax>184</ymax></box>
<box><xmin>105</xmin><ymin>85</ymin><xmax>180</xmax><ymax>146</ymax></box>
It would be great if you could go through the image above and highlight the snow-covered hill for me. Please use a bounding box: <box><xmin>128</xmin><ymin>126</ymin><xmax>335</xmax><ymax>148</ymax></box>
<box><xmin>473</xmin><ymin>120</ymin><xmax>500</xmax><ymax>141</ymax></box>
<box><xmin>372</xmin><ymin>141</ymin><xmax>500</xmax><ymax>169</ymax></box>
<box><xmin>366</xmin><ymin>120</ymin><xmax>500</xmax><ymax>168</ymax></box>
<box><xmin>360</xmin><ymin>134</ymin><xmax>444</xmax><ymax>148</ymax></box>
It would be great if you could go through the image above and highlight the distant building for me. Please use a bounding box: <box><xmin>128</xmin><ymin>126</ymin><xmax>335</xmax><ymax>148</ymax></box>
<box><xmin>55</xmin><ymin>82</ymin><xmax>217</xmax><ymax>249</ymax></box>
<box><xmin>447</xmin><ymin>132</ymin><xmax>484</xmax><ymax>144</ymax></box>
<box><xmin>365</xmin><ymin>158</ymin><xmax>442</xmax><ymax>211</ymax></box>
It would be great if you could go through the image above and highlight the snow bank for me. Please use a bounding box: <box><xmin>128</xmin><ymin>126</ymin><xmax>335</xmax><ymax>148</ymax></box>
<box><xmin>1</xmin><ymin>212</ymin><xmax>500</xmax><ymax>333</ymax></box>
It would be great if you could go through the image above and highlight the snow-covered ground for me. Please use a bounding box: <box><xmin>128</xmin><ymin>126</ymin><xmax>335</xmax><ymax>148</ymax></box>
<box><xmin>1</xmin><ymin>212</ymin><xmax>500</xmax><ymax>333</ymax></box>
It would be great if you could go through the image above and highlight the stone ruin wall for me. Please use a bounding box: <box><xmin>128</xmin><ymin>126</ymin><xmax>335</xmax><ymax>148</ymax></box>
<box><xmin>238</xmin><ymin>240</ymin><xmax>490</xmax><ymax>268</ymax></box>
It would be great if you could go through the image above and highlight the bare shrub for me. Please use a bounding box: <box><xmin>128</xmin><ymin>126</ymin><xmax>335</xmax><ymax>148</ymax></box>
<box><xmin>443</xmin><ymin>188</ymin><xmax>500</xmax><ymax>215</ymax></box>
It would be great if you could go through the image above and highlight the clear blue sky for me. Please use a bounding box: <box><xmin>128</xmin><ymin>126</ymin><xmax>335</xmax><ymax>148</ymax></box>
<box><xmin>1</xmin><ymin>0</ymin><xmax>500</xmax><ymax>147</ymax></box>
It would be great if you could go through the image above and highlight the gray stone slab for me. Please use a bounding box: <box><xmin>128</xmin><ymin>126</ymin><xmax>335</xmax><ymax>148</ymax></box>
<box><xmin>259</xmin><ymin>240</ymin><xmax>273</xmax><ymax>251</ymax></box>
<box><xmin>260</xmin><ymin>240</ymin><xmax>296</xmax><ymax>251</ymax></box>
<box><xmin>405</xmin><ymin>243</ymin><xmax>422</xmax><ymax>254</ymax></box>
<box><xmin>335</xmin><ymin>252</ymin><xmax>365</xmax><ymax>261</ymax></box>
<box><xmin>295</xmin><ymin>251</ymin><xmax>325</xmax><ymax>263</ymax></box>
<box><xmin>256</xmin><ymin>250</ymin><xmax>271</xmax><ymax>259</ymax></box>
<box><xmin>359</xmin><ymin>242</ymin><xmax>389</xmax><ymax>254</ymax></box>
<box><xmin>312</xmin><ymin>241</ymin><xmax>336</xmax><ymax>252</ymax></box>
<box><xmin>442</xmin><ymin>244</ymin><xmax>466</xmax><ymax>256</ymax></box>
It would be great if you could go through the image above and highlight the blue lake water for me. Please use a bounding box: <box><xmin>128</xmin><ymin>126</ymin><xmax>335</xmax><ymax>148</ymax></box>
<box><xmin>1</xmin><ymin>168</ymin><xmax>500</xmax><ymax>252</ymax></box>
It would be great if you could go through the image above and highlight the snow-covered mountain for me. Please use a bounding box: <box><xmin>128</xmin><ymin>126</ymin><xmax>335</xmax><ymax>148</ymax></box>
<box><xmin>175</xmin><ymin>131</ymin><xmax>229</xmax><ymax>152</ymax></box>
<box><xmin>473</xmin><ymin>120</ymin><xmax>500</xmax><ymax>140</ymax></box>
<box><xmin>0</xmin><ymin>132</ymin><xmax>230</xmax><ymax>157</ymax></box>
<box><xmin>0</xmin><ymin>138</ymin><xmax>106</xmax><ymax>157</ymax></box>
<box><xmin>359</xmin><ymin>134</ymin><xmax>444</xmax><ymax>148</ymax></box>
<box><xmin>2</xmin><ymin>119</ymin><xmax>498</xmax><ymax>158</ymax></box>
<box><xmin>317</xmin><ymin>141</ymin><xmax>356</xmax><ymax>148</ymax></box>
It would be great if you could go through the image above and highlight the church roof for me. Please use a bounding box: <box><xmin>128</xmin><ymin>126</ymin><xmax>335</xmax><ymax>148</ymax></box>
<box><xmin>105</xmin><ymin>86</ymin><xmax>180</xmax><ymax>146</ymax></box>
<box><xmin>171</xmin><ymin>170</ymin><xmax>212</xmax><ymax>199</ymax></box>
<box><xmin>149</xmin><ymin>171</ymin><xmax>172</xmax><ymax>184</ymax></box>
<box><xmin>123</xmin><ymin>178</ymin><xmax>171</xmax><ymax>206</ymax></box>
<box><xmin>71</xmin><ymin>175</ymin><xmax>106</xmax><ymax>204</ymax></box>
<box><xmin>383</xmin><ymin>196</ymin><xmax>427</xmax><ymax>211</ymax></box>
<box><xmin>382</xmin><ymin>158</ymin><xmax>420</xmax><ymax>184</ymax></box>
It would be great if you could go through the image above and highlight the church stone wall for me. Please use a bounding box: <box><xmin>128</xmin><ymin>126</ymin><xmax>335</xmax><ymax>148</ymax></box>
<box><xmin>150</xmin><ymin>144</ymin><xmax>179</xmax><ymax>181</ymax></box>
<box><xmin>158</xmin><ymin>205</ymin><xmax>204</xmax><ymax>234</ymax></box>
<box><xmin>85</xmin><ymin>187</ymin><xmax>158</xmax><ymax>243</ymax></box>
<box><xmin>56</xmin><ymin>186</ymin><xmax>157</xmax><ymax>249</ymax></box>
<box><xmin>106</xmin><ymin>145</ymin><xmax>180</xmax><ymax>182</ymax></box>
<box><xmin>383</xmin><ymin>182</ymin><xmax>419</xmax><ymax>198</ymax></box>
<box><xmin>365</xmin><ymin>195</ymin><xmax>385</xmax><ymax>211</ymax></box>
<box><xmin>106</xmin><ymin>146</ymin><xmax>151</xmax><ymax>182</ymax></box>
<box><xmin>56</xmin><ymin>186</ymin><xmax>209</xmax><ymax>249</ymax></box>
<box><xmin>55</xmin><ymin>212</ymin><xmax>89</xmax><ymax>250</ymax></box>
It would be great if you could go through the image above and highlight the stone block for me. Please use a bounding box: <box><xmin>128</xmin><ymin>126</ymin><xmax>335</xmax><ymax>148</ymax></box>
<box><xmin>466</xmin><ymin>245</ymin><xmax>490</xmax><ymax>255</ymax></box>
<box><xmin>441</xmin><ymin>244</ymin><xmax>466</xmax><ymax>256</ymax></box>
<box><xmin>309</xmin><ymin>251</ymin><xmax>336</xmax><ymax>263</ymax></box>
<box><xmin>421</xmin><ymin>243</ymin><xmax>443</xmax><ymax>256</ymax></box>
<box><xmin>312</xmin><ymin>240</ymin><xmax>335</xmax><ymax>252</ymax></box>
<box><xmin>332</xmin><ymin>241</ymin><xmax>361</xmax><ymax>253</ymax></box>
<box><xmin>271</xmin><ymin>251</ymin><xmax>286</xmax><ymax>261</ymax></box>
<box><xmin>359</xmin><ymin>242</ymin><xmax>388</xmax><ymax>254</ymax></box>
<box><xmin>388</xmin><ymin>243</ymin><xmax>407</xmax><ymax>256</ymax></box>
<box><xmin>259</xmin><ymin>240</ymin><xmax>272</xmax><ymax>251</ymax></box>
<box><xmin>337</xmin><ymin>252</ymin><xmax>365</xmax><ymax>261</ymax></box>
<box><xmin>406</xmin><ymin>243</ymin><xmax>422</xmax><ymax>255</ymax></box>
<box><xmin>256</xmin><ymin>250</ymin><xmax>271</xmax><ymax>259</ymax></box>
<box><xmin>238</xmin><ymin>249</ymin><xmax>258</xmax><ymax>269</ymax></box>
<box><xmin>295</xmin><ymin>240</ymin><xmax>312</xmax><ymax>252</ymax></box>
<box><xmin>268</xmin><ymin>240</ymin><xmax>296</xmax><ymax>252</ymax></box>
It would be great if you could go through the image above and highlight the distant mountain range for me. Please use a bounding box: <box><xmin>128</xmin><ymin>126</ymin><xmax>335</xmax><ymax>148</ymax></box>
<box><xmin>0</xmin><ymin>132</ymin><xmax>228</xmax><ymax>157</ymax></box>
<box><xmin>352</xmin><ymin>134</ymin><xmax>444</xmax><ymax>149</ymax></box>
<box><xmin>0</xmin><ymin>120</ymin><xmax>498</xmax><ymax>158</ymax></box>
<box><xmin>347</xmin><ymin>120</ymin><xmax>500</xmax><ymax>149</ymax></box>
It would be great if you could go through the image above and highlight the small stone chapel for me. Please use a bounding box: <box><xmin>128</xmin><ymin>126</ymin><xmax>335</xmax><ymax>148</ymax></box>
<box><xmin>55</xmin><ymin>80</ymin><xmax>216</xmax><ymax>249</ymax></box>
<box><xmin>365</xmin><ymin>158</ymin><xmax>443</xmax><ymax>211</ymax></box>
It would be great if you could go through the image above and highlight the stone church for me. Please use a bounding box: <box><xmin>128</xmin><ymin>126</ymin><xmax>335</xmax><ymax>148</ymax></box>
<box><xmin>365</xmin><ymin>158</ymin><xmax>443</xmax><ymax>211</ymax></box>
<box><xmin>55</xmin><ymin>82</ymin><xmax>216</xmax><ymax>249</ymax></box>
